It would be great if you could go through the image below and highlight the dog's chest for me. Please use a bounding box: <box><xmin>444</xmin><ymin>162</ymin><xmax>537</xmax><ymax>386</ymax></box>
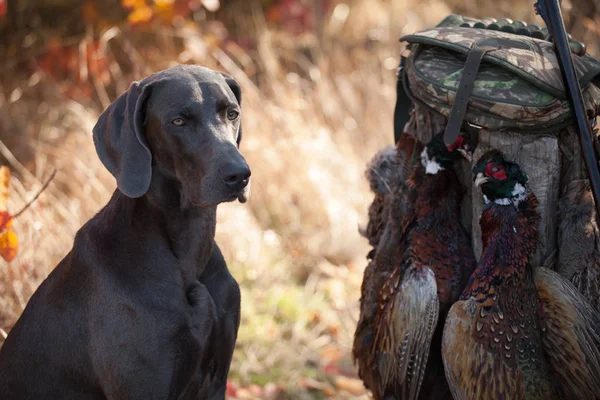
<box><xmin>152</xmin><ymin>285</ymin><xmax>216</xmax><ymax>397</ymax></box>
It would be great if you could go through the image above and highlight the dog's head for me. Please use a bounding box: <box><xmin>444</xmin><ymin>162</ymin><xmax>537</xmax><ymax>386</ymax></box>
<box><xmin>93</xmin><ymin>65</ymin><xmax>251</xmax><ymax>208</ymax></box>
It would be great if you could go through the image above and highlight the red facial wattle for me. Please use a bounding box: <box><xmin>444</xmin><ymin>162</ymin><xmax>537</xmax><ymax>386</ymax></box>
<box><xmin>485</xmin><ymin>162</ymin><xmax>507</xmax><ymax>181</ymax></box>
<box><xmin>447</xmin><ymin>136</ymin><xmax>464</xmax><ymax>152</ymax></box>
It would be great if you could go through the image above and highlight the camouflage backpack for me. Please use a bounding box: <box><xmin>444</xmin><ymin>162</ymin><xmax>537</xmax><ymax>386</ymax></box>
<box><xmin>393</xmin><ymin>14</ymin><xmax>600</xmax><ymax>268</ymax></box>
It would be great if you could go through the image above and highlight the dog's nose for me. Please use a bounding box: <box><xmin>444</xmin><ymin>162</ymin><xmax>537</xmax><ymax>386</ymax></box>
<box><xmin>221</xmin><ymin>163</ymin><xmax>251</xmax><ymax>191</ymax></box>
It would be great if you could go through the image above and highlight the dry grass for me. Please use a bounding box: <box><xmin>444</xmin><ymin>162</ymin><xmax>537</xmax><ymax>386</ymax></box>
<box><xmin>0</xmin><ymin>0</ymin><xmax>596</xmax><ymax>398</ymax></box>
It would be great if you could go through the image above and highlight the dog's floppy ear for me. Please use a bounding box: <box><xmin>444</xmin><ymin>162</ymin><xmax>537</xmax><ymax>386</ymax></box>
<box><xmin>220</xmin><ymin>72</ymin><xmax>243</xmax><ymax>147</ymax></box>
<box><xmin>93</xmin><ymin>80</ymin><xmax>153</xmax><ymax>198</ymax></box>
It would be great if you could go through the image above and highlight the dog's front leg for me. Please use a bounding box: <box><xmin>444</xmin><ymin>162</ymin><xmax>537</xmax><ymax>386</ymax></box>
<box><xmin>197</xmin><ymin>242</ymin><xmax>241</xmax><ymax>399</ymax></box>
<box><xmin>179</xmin><ymin>281</ymin><xmax>219</xmax><ymax>399</ymax></box>
<box><xmin>187</xmin><ymin>280</ymin><xmax>219</xmax><ymax>351</ymax></box>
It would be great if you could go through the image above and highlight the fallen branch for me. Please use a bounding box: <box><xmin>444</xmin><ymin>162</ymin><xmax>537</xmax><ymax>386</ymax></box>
<box><xmin>13</xmin><ymin>168</ymin><xmax>57</xmax><ymax>220</ymax></box>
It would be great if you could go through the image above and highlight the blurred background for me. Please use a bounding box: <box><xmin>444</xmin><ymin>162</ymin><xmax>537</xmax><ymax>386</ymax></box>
<box><xmin>0</xmin><ymin>0</ymin><xmax>597</xmax><ymax>398</ymax></box>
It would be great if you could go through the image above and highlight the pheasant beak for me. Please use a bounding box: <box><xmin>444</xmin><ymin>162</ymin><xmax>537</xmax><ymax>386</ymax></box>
<box><xmin>474</xmin><ymin>173</ymin><xmax>489</xmax><ymax>187</ymax></box>
<box><xmin>458</xmin><ymin>148</ymin><xmax>473</xmax><ymax>163</ymax></box>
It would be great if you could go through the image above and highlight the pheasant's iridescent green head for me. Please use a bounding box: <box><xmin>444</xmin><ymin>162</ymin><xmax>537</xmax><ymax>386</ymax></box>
<box><xmin>473</xmin><ymin>150</ymin><xmax>529</xmax><ymax>206</ymax></box>
<box><xmin>421</xmin><ymin>132</ymin><xmax>473</xmax><ymax>175</ymax></box>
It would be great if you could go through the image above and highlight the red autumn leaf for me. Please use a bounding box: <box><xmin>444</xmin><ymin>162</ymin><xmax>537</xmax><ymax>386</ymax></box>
<box><xmin>226</xmin><ymin>380</ymin><xmax>237</xmax><ymax>397</ymax></box>
<box><xmin>0</xmin><ymin>210</ymin><xmax>12</xmax><ymax>232</ymax></box>
<box><xmin>323</xmin><ymin>364</ymin><xmax>341</xmax><ymax>375</ymax></box>
<box><xmin>173</xmin><ymin>0</ymin><xmax>194</xmax><ymax>19</ymax></box>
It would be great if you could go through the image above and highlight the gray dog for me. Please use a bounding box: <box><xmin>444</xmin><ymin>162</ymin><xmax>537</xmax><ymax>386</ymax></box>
<box><xmin>0</xmin><ymin>65</ymin><xmax>250</xmax><ymax>399</ymax></box>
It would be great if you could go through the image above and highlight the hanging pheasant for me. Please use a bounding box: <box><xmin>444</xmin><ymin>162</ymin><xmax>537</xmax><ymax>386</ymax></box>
<box><xmin>557</xmin><ymin>179</ymin><xmax>600</xmax><ymax>311</ymax></box>
<box><xmin>354</xmin><ymin>132</ymin><xmax>423</xmax><ymax>394</ymax></box>
<box><xmin>442</xmin><ymin>150</ymin><xmax>600</xmax><ymax>400</ymax></box>
<box><xmin>360</xmin><ymin>132</ymin><xmax>423</xmax><ymax>254</ymax></box>
<box><xmin>361</xmin><ymin>145</ymin><xmax>402</xmax><ymax>252</ymax></box>
<box><xmin>361</xmin><ymin>132</ymin><xmax>475</xmax><ymax>400</ymax></box>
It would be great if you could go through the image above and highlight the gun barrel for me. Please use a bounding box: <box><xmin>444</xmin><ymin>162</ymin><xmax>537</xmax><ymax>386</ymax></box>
<box><xmin>535</xmin><ymin>0</ymin><xmax>600</xmax><ymax>221</ymax></box>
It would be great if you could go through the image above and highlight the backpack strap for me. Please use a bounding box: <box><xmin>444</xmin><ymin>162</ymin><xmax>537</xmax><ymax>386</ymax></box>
<box><xmin>393</xmin><ymin>55</ymin><xmax>414</xmax><ymax>144</ymax></box>
<box><xmin>443</xmin><ymin>38</ymin><xmax>500</xmax><ymax>146</ymax></box>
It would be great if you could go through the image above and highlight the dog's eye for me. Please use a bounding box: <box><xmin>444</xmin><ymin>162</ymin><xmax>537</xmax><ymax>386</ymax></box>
<box><xmin>227</xmin><ymin>110</ymin><xmax>239</xmax><ymax>121</ymax></box>
<box><xmin>172</xmin><ymin>118</ymin><xmax>185</xmax><ymax>126</ymax></box>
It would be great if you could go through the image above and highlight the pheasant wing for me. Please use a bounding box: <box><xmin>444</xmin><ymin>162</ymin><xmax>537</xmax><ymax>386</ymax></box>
<box><xmin>372</xmin><ymin>263</ymin><xmax>439</xmax><ymax>400</ymax></box>
<box><xmin>353</xmin><ymin>259</ymin><xmax>384</xmax><ymax>392</ymax></box>
<box><xmin>570</xmin><ymin>261</ymin><xmax>600</xmax><ymax>311</ymax></box>
<box><xmin>535</xmin><ymin>267</ymin><xmax>600</xmax><ymax>398</ymax></box>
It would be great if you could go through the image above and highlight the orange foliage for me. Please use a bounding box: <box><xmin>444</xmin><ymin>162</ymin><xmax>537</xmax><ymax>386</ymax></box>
<box><xmin>0</xmin><ymin>230</ymin><xmax>18</xmax><ymax>263</ymax></box>
<box><xmin>121</xmin><ymin>0</ymin><xmax>147</xmax><ymax>8</ymax></box>
<box><xmin>31</xmin><ymin>0</ymin><xmax>332</xmax><ymax>100</ymax></box>
<box><xmin>127</xmin><ymin>5</ymin><xmax>154</xmax><ymax>25</ymax></box>
<box><xmin>120</xmin><ymin>0</ymin><xmax>193</xmax><ymax>26</ymax></box>
<box><xmin>0</xmin><ymin>168</ymin><xmax>18</xmax><ymax>263</ymax></box>
<box><xmin>155</xmin><ymin>0</ymin><xmax>176</xmax><ymax>23</ymax></box>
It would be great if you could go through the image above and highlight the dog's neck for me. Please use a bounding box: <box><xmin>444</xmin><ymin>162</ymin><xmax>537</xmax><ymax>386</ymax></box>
<box><xmin>100</xmin><ymin>184</ymin><xmax>217</xmax><ymax>285</ymax></box>
<box><xmin>148</xmin><ymin>175</ymin><xmax>217</xmax><ymax>282</ymax></box>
